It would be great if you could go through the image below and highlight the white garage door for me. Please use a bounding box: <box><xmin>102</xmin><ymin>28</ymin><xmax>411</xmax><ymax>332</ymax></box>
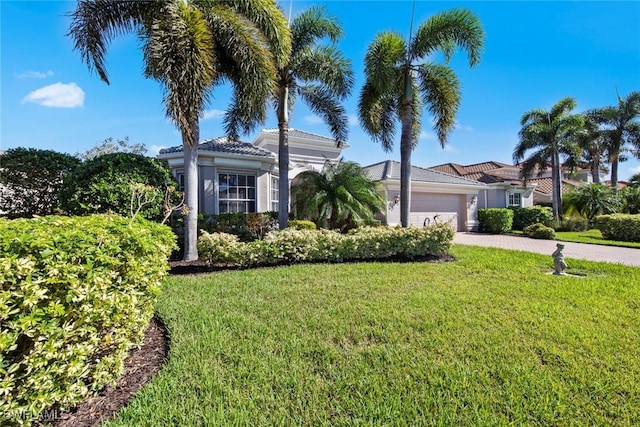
<box><xmin>409</xmin><ymin>193</ymin><xmax>464</xmax><ymax>230</ymax></box>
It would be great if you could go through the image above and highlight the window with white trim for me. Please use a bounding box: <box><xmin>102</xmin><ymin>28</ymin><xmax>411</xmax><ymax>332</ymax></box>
<box><xmin>507</xmin><ymin>192</ymin><xmax>522</xmax><ymax>207</ymax></box>
<box><xmin>218</xmin><ymin>173</ymin><xmax>256</xmax><ymax>213</ymax></box>
<box><xmin>271</xmin><ymin>176</ymin><xmax>279</xmax><ymax>212</ymax></box>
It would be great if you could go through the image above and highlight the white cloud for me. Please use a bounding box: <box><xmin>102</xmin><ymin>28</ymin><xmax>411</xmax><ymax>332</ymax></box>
<box><xmin>304</xmin><ymin>115</ymin><xmax>323</xmax><ymax>125</ymax></box>
<box><xmin>630</xmin><ymin>166</ymin><xmax>640</xmax><ymax>175</ymax></box>
<box><xmin>442</xmin><ymin>144</ymin><xmax>458</xmax><ymax>153</ymax></box>
<box><xmin>16</xmin><ymin>70</ymin><xmax>54</xmax><ymax>79</ymax></box>
<box><xmin>419</xmin><ymin>130</ymin><xmax>436</xmax><ymax>140</ymax></box>
<box><xmin>348</xmin><ymin>114</ymin><xmax>359</xmax><ymax>126</ymax></box>
<box><xmin>454</xmin><ymin>121</ymin><xmax>473</xmax><ymax>132</ymax></box>
<box><xmin>22</xmin><ymin>82</ymin><xmax>84</xmax><ymax>108</ymax></box>
<box><xmin>202</xmin><ymin>109</ymin><xmax>225</xmax><ymax>120</ymax></box>
<box><xmin>149</xmin><ymin>145</ymin><xmax>168</xmax><ymax>156</ymax></box>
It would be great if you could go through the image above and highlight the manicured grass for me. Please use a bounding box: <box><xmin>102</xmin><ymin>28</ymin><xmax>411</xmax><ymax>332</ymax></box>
<box><xmin>106</xmin><ymin>246</ymin><xmax>639</xmax><ymax>426</ymax></box>
<box><xmin>555</xmin><ymin>229</ymin><xmax>640</xmax><ymax>249</ymax></box>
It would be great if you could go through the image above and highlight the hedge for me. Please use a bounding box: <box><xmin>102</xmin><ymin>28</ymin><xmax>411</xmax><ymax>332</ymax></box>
<box><xmin>478</xmin><ymin>208</ymin><xmax>513</xmax><ymax>233</ymax></box>
<box><xmin>198</xmin><ymin>223</ymin><xmax>455</xmax><ymax>268</ymax></box>
<box><xmin>594</xmin><ymin>214</ymin><xmax>640</xmax><ymax>242</ymax></box>
<box><xmin>0</xmin><ymin>215</ymin><xmax>176</xmax><ymax>425</ymax></box>
<box><xmin>509</xmin><ymin>206</ymin><xmax>553</xmax><ymax>231</ymax></box>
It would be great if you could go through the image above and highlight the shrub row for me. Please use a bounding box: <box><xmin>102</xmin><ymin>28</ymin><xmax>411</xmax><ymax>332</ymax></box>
<box><xmin>594</xmin><ymin>214</ymin><xmax>640</xmax><ymax>242</ymax></box>
<box><xmin>0</xmin><ymin>215</ymin><xmax>176</xmax><ymax>425</ymax></box>
<box><xmin>198</xmin><ymin>223</ymin><xmax>455</xmax><ymax>267</ymax></box>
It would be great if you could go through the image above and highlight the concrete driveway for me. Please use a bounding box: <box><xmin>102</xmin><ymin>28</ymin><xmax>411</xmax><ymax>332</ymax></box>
<box><xmin>453</xmin><ymin>232</ymin><xmax>640</xmax><ymax>267</ymax></box>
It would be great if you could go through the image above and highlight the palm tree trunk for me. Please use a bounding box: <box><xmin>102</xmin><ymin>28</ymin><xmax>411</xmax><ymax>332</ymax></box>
<box><xmin>277</xmin><ymin>85</ymin><xmax>290</xmax><ymax>230</ymax></box>
<box><xmin>591</xmin><ymin>156</ymin><xmax>601</xmax><ymax>184</ymax></box>
<box><xmin>399</xmin><ymin>70</ymin><xmax>413</xmax><ymax>228</ymax></box>
<box><xmin>183</xmin><ymin>121</ymin><xmax>200</xmax><ymax>261</ymax></box>
<box><xmin>552</xmin><ymin>148</ymin><xmax>562</xmax><ymax>221</ymax></box>
<box><xmin>610</xmin><ymin>157</ymin><xmax>619</xmax><ymax>189</ymax></box>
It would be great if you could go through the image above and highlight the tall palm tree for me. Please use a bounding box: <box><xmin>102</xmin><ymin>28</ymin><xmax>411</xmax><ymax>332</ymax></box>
<box><xmin>513</xmin><ymin>97</ymin><xmax>584</xmax><ymax>221</ymax></box>
<box><xmin>274</xmin><ymin>6</ymin><xmax>354</xmax><ymax>229</ymax></box>
<box><xmin>358</xmin><ymin>8</ymin><xmax>484</xmax><ymax>227</ymax></box>
<box><xmin>68</xmin><ymin>0</ymin><xmax>290</xmax><ymax>261</ymax></box>
<box><xmin>589</xmin><ymin>91</ymin><xmax>640</xmax><ymax>188</ymax></box>
<box><xmin>291</xmin><ymin>160</ymin><xmax>384</xmax><ymax>231</ymax></box>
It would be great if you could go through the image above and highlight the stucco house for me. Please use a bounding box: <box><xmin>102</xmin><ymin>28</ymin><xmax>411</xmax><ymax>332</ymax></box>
<box><xmin>362</xmin><ymin>161</ymin><xmax>486</xmax><ymax>231</ymax></box>
<box><xmin>159</xmin><ymin>130</ymin><xmax>533</xmax><ymax>231</ymax></box>
<box><xmin>158</xmin><ymin>129</ymin><xmax>344</xmax><ymax>215</ymax></box>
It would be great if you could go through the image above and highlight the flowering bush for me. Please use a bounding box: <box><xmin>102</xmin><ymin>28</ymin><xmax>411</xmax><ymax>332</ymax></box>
<box><xmin>198</xmin><ymin>223</ymin><xmax>455</xmax><ymax>267</ymax></box>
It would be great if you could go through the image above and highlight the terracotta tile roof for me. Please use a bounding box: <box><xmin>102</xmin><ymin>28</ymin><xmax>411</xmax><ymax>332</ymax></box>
<box><xmin>159</xmin><ymin>136</ymin><xmax>275</xmax><ymax>158</ymax></box>
<box><xmin>364</xmin><ymin>160</ymin><xmax>485</xmax><ymax>187</ymax></box>
<box><xmin>528</xmin><ymin>177</ymin><xmax>582</xmax><ymax>195</ymax></box>
<box><xmin>430</xmin><ymin>161</ymin><xmax>512</xmax><ymax>176</ymax></box>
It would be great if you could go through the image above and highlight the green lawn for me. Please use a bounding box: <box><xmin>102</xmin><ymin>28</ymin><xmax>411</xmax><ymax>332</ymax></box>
<box><xmin>106</xmin><ymin>245</ymin><xmax>639</xmax><ymax>426</ymax></box>
<box><xmin>554</xmin><ymin>229</ymin><xmax>640</xmax><ymax>249</ymax></box>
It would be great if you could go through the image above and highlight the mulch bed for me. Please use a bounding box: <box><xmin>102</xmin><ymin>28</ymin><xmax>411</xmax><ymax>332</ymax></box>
<box><xmin>39</xmin><ymin>317</ymin><xmax>169</xmax><ymax>427</ymax></box>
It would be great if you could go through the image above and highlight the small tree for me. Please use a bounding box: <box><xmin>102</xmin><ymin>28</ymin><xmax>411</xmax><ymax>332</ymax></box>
<box><xmin>78</xmin><ymin>136</ymin><xmax>147</xmax><ymax>160</ymax></box>
<box><xmin>619</xmin><ymin>185</ymin><xmax>640</xmax><ymax>214</ymax></box>
<box><xmin>60</xmin><ymin>152</ymin><xmax>176</xmax><ymax>220</ymax></box>
<box><xmin>0</xmin><ymin>148</ymin><xmax>80</xmax><ymax>217</ymax></box>
<box><xmin>291</xmin><ymin>161</ymin><xmax>384</xmax><ymax>232</ymax></box>
<box><xmin>563</xmin><ymin>183</ymin><xmax>622</xmax><ymax>222</ymax></box>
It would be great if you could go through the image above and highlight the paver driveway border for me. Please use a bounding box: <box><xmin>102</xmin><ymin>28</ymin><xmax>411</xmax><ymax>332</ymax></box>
<box><xmin>453</xmin><ymin>232</ymin><xmax>640</xmax><ymax>267</ymax></box>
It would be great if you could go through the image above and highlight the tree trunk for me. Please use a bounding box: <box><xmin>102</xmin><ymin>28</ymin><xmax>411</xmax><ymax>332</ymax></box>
<box><xmin>591</xmin><ymin>156</ymin><xmax>601</xmax><ymax>184</ymax></box>
<box><xmin>610</xmin><ymin>157</ymin><xmax>619</xmax><ymax>189</ymax></box>
<box><xmin>552</xmin><ymin>148</ymin><xmax>562</xmax><ymax>222</ymax></box>
<box><xmin>399</xmin><ymin>68</ymin><xmax>413</xmax><ymax>228</ymax></box>
<box><xmin>277</xmin><ymin>85</ymin><xmax>290</xmax><ymax>230</ymax></box>
<box><xmin>183</xmin><ymin>122</ymin><xmax>200</xmax><ymax>261</ymax></box>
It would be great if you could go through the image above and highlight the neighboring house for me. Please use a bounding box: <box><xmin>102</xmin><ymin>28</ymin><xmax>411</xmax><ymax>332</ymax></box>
<box><xmin>430</xmin><ymin>161</ymin><xmax>536</xmax><ymax>209</ymax></box>
<box><xmin>527</xmin><ymin>177</ymin><xmax>582</xmax><ymax>205</ymax></box>
<box><xmin>158</xmin><ymin>129</ymin><xmax>345</xmax><ymax>216</ymax></box>
<box><xmin>363</xmin><ymin>160</ymin><xmax>486</xmax><ymax>231</ymax></box>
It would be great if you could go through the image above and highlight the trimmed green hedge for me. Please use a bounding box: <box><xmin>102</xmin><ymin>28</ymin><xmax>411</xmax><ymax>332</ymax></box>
<box><xmin>0</xmin><ymin>215</ymin><xmax>176</xmax><ymax>424</ymax></box>
<box><xmin>478</xmin><ymin>208</ymin><xmax>513</xmax><ymax>233</ymax></box>
<box><xmin>198</xmin><ymin>223</ymin><xmax>455</xmax><ymax>268</ymax></box>
<box><xmin>509</xmin><ymin>206</ymin><xmax>553</xmax><ymax>231</ymax></box>
<box><xmin>594</xmin><ymin>214</ymin><xmax>640</xmax><ymax>242</ymax></box>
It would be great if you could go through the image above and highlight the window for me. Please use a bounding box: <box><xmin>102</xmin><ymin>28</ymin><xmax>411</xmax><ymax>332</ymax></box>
<box><xmin>176</xmin><ymin>172</ymin><xmax>185</xmax><ymax>192</ymax></box>
<box><xmin>218</xmin><ymin>173</ymin><xmax>256</xmax><ymax>213</ymax></box>
<box><xmin>271</xmin><ymin>176</ymin><xmax>279</xmax><ymax>212</ymax></box>
<box><xmin>508</xmin><ymin>192</ymin><xmax>522</xmax><ymax>207</ymax></box>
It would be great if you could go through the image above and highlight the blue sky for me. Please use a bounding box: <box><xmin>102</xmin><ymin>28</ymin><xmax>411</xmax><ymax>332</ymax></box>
<box><xmin>2</xmin><ymin>1</ymin><xmax>639</xmax><ymax>180</ymax></box>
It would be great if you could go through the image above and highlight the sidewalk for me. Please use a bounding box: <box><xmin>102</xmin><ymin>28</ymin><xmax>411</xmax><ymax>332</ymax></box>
<box><xmin>453</xmin><ymin>232</ymin><xmax>640</xmax><ymax>267</ymax></box>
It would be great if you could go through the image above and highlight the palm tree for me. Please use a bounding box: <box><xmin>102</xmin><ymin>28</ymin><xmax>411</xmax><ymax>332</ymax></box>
<box><xmin>274</xmin><ymin>6</ymin><xmax>354</xmax><ymax>229</ymax></box>
<box><xmin>563</xmin><ymin>183</ymin><xmax>621</xmax><ymax>222</ymax></box>
<box><xmin>291</xmin><ymin>161</ymin><xmax>384</xmax><ymax>231</ymax></box>
<box><xmin>68</xmin><ymin>0</ymin><xmax>290</xmax><ymax>261</ymax></box>
<box><xmin>513</xmin><ymin>97</ymin><xmax>584</xmax><ymax>221</ymax></box>
<box><xmin>577</xmin><ymin>112</ymin><xmax>608</xmax><ymax>184</ymax></box>
<box><xmin>358</xmin><ymin>8</ymin><xmax>484</xmax><ymax>227</ymax></box>
<box><xmin>589</xmin><ymin>91</ymin><xmax>640</xmax><ymax>188</ymax></box>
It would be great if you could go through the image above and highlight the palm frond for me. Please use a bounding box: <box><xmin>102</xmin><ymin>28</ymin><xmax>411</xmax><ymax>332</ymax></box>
<box><xmin>411</xmin><ymin>8</ymin><xmax>484</xmax><ymax>66</ymax></box>
<box><xmin>143</xmin><ymin>1</ymin><xmax>217</xmax><ymax>147</ymax></box>
<box><xmin>203</xmin><ymin>3</ymin><xmax>277</xmax><ymax>138</ymax></box>
<box><xmin>358</xmin><ymin>82</ymin><xmax>398</xmax><ymax>152</ymax></box>
<box><xmin>363</xmin><ymin>32</ymin><xmax>406</xmax><ymax>94</ymax></box>
<box><xmin>68</xmin><ymin>0</ymin><xmax>154</xmax><ymax>84</ymax></box>
<box><xmin>297</xmin><ymin>84</ymin><xmax>349</xmax><ymax>146</ymax></box>
<box><xmin>290</xmin><ymin>45</ymin><xmax>354</xmax><ymax>99</ymax></box>
<box><xmin>416</xmin><ymin>63</ymin><xmax>460</xmax><ymax>145</ymax></box>
<box><xmin>290</xmin><ymin>5</ymin><xmax>342</xmax><ymax>55</ymax></box>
